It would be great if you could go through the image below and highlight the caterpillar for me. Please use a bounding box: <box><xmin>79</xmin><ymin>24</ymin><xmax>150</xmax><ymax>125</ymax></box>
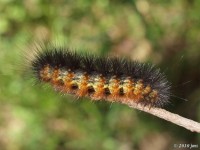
<box><xmin>29</xmin><ymin>44</ymin><xmax>171</xmax><ymax>108</ymax></box>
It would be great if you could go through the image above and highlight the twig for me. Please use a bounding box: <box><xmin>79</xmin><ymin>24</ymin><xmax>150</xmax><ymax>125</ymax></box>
<box><xmin>121</xmin><ymin>101</ymin><xmax>200</xmax><ymax>133</ymax></box>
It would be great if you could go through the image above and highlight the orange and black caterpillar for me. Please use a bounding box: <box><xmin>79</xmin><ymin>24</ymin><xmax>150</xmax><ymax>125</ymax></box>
<box><xmin>30</xmin><ymin>45</ymin><xmax>171</xmax><ymax>107</ymax></box>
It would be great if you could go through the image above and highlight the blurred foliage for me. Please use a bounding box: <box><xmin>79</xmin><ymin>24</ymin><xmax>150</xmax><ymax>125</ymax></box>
<box><xmin>0</xmin><ymin>0</ymin><xmax>200</xmax><ymax>150</ymax></box>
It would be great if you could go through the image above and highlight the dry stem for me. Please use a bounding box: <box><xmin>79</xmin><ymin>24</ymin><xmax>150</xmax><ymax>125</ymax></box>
<box><xmin>121</xmin><ymin>101</ymin><xmax>200</xmax><ymax>133</ymax></box>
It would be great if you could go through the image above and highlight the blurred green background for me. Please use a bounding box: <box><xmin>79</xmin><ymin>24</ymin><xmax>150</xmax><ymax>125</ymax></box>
<box><xmin>0</xmin><ymin>0</ymin><xmax>200</xmax><ymax>150</ymax></box>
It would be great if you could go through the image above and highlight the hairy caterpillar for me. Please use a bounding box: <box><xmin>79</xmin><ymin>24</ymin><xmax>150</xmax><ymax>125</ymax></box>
<box><xmin>29</xmin><ymin>44</ymin><xmax>171</xmax><ymax>108</ymax></box>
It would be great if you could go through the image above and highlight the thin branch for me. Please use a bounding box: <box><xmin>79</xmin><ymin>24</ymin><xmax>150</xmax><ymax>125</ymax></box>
<box><xmin>121</xmin><ymin>101</ymin><xmax>200</xmax><ymax>133</ymax></box>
